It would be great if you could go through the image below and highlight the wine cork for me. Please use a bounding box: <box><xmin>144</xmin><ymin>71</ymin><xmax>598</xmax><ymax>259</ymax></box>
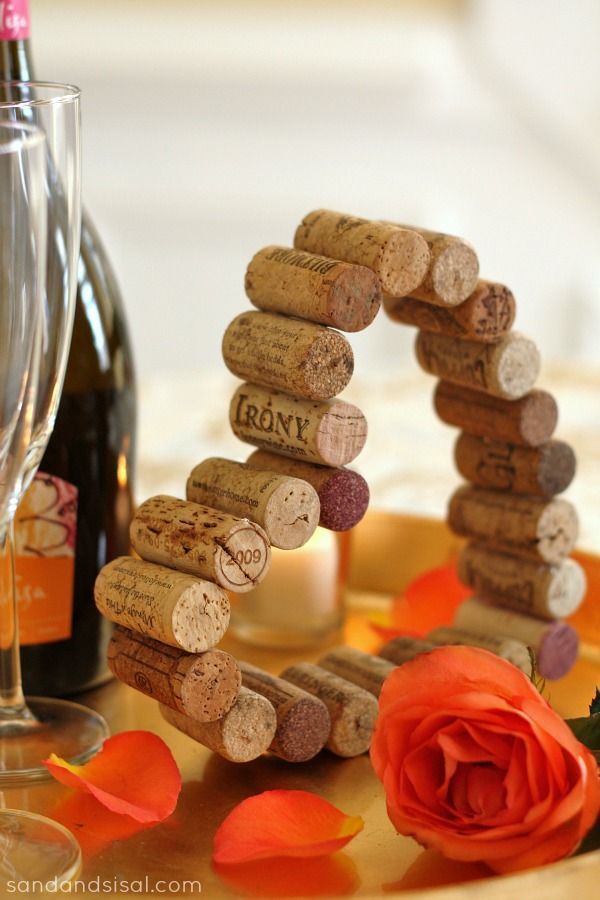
<box><xmin>186</xmin><ymin>458</ymin><xmax>319</xmax><ymax>550</ymax></box>
<box><xmin>245</xmin><ymin>246</ymin><xmax>382</xmax><ymax>333</ymax></box>
<box><xmin>130</xmin><ymin>495</ymin><xmax>271</xmax><ymax>593</ymax></box>
<box><xmin>416</xmin><ymin>331</ymin><xmax>541</xmax><ymax>401</ymax></box>
<box><xmin>246</xmin><ymin>450</ymin><xmax>369</xmax><ymax>531</ymax></box>
<box><xmin>454</xmin><ymin>434</ymin><xmax>576</xmax><ymax>497</ymax></box>
<box><xmin>159</xmin><ymin>687</ymin><xmax>277</xmax><ymax>763</ymax></box>
<box><xmin>378</xmin><ymin>635</ymin><xmax>437</xmax><ymax>665</ymax></box>
<box><xmin>454</xmin><ymin>597</ymin><xmax>579</xmax><ymax>680</ymax></box>
<box><xmin>434</xmin><ymin>382</ymin><xmax>558</xmax><ymax>447</ymax></box>
<box><xmin>280</xmin><ymin>662</ymin><xmax>378</xmax><ymax>758</ymax></box>
<box><xmin>239</xmin><ymin>661</ymin><xmax>330</xmax><ymax>762</ymax></box>
<box><xmin>94</xmin><ymin>556</ymin><xmax>230</xmax><ymax>653</ymax></box>
<box><xmin>457</xmin><ymin>543</ymin><xmax>586</xmax><ymax>619</ymax></box>
<box><xmin>381</xmin><ymin>224</ymin><xmax>479</xmax><ymax>306</ymax></box>
<box><xmin>107</xmin><ymin>626</ymin><xmax>241</xmax><ymax>722</ymax></box>
<box><xmin>427</xmin><ymin>626</ymin><xmax>533</xmax><ymax>676</ymax></box>
<box><xmin>318</xmin><ymin>646</ymin><xmax>395</xmax><ymax>697</ymax></box>
<box><xmin>448</xmin><ymin>485</ymin><xmax>578</xmax><ymax>565</ymax></box>
<box><xmin>222</xmin><ymin>311</ymin><xmax>354</xmax><ymax>402</ymax></box>
<box><xmin>384</xmin><ymin>281</ymin><xmax>516</xmax><ymax>342</ymax></box>
<box><xmin>230</xmin><ymin>383</ymin><xmax>367</xmax><ymax>467</ymax></box>
<box><xmin>293</xmin><ymin>209</ymin><xmax>430</xmax><ymax>296</ymax></box>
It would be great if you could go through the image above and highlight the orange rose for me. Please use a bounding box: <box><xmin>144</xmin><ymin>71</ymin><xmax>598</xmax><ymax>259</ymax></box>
<box><xmin>370</xmin><ymin>645</ymin><xmax>600</xmax><ymax>873</ymax></box>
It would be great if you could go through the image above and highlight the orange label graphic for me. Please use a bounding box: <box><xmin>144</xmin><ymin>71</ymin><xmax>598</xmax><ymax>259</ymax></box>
<box><xmin>14</xmin><ymin>472</ymin><xmax>77</xmax><ymax>645</ymax></box>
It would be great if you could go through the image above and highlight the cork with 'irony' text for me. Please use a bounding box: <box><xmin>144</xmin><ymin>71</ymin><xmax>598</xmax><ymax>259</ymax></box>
<box><xmin>230</xmin><ymin>383</ymin><xmax>367</xmax><ymax>467</ymax></box>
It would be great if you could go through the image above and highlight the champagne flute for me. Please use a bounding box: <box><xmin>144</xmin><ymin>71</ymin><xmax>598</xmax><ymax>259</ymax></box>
<box><xmin>0</xmin><ymin>119</ymin><xmax>81</xmax><ymax>889</ymax></box>
<box><xmin>0</xmin><ymin>83</ymin><xmax>108</xmax><ymax>784</ymax></box>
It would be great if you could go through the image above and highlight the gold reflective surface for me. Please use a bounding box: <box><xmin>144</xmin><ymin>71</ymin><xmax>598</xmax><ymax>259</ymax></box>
<box><xmin>2</xmin><ymin>511</ymin><xmax>599</xmax><ymax>898</ymax></box>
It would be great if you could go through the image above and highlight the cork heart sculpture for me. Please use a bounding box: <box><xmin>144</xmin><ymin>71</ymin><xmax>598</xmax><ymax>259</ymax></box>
<box><xmin>94</xmin><ymin>209</ymin><xmax>585</xmax><ymax>764</ymax></box>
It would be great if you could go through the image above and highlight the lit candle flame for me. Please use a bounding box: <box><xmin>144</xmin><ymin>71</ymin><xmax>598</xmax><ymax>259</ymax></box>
<box><xmin>117</xmin><ymin>453</ymin><xmax>128</xmax><ymax>489</ymax></box>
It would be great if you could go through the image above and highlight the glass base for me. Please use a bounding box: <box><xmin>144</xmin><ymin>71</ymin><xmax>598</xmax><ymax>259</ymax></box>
<box><xmin>0</xmin><ymin>810</ymin><xmax>81</xmax><ymax>887</ymax></box>
<box><xmin>0</xmin><ymin>697</ymin><xmax>109</xmax><ymax>785</ymax></box>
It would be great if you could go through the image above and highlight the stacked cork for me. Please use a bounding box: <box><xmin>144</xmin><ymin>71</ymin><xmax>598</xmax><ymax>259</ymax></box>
<box><xmin>93</xmin><ymin>494</ymin><xmax>276</xmax><ymax>762</ymax></box>
<box><xmin>225</xmin><ymin>232</ymin><xmax>389</xmax><ymax>530</ymax></box>
<box><xmin>94</xmin><ymin>209</ymin><xmax>586</xmax><ymax>771</ymax></box>
<box><xmin>92</xmin><ymin>211</ymin><xmax>401</xmax><ymax>764</ymax></box>
<box><xmin>384</xmin><ymin>235</ymin><xmax>585</xmax><ymax>680</ymax></box>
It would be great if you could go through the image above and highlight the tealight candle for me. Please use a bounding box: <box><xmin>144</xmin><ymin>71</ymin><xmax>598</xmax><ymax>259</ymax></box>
<box><xmin>229</xmin><ymin>527</ymin><xmax>344</xmax><ymax>647</ymax></box>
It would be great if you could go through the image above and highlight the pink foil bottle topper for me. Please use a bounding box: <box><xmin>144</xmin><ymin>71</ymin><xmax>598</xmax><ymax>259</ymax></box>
<box><xmin>0</xmin><ymin>1</ymin><xmax>30</xmax><ymax>41</ymax></box>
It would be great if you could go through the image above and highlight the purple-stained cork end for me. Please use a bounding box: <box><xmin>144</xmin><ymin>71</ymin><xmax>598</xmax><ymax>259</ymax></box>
<box><xmin>319</xmin><ymin>469</ymin><xmax>370</xmax><ymax>532</ymax></box>
<box><xmin>537</xmin><ymin>622</ymin><xmax>579</xmax><ymax>680</ymax></box>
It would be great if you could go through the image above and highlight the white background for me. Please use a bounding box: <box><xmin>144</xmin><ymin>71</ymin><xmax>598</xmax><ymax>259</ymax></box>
<box><xmin>32</xmin><ymin>0</ymin><xmax>600</xmax><ymax>383</ymax></box>
<box><xmin>27</xmin><ymin>1</ymin><xmax>600</xmax><ymax>547</ymax></box>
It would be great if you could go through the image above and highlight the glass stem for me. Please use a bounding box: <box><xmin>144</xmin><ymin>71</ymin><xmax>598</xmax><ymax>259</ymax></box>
<box><xmin>0</xmin><ymin>524</ymin><xmax>33</xmax><ymax>722</ymax></box>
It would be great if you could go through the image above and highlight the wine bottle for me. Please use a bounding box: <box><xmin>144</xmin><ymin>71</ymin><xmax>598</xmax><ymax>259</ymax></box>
<box><xmin>3</xmin><ymin>1</ymin><xmax>137</xmax><ymax>695</ymax></box>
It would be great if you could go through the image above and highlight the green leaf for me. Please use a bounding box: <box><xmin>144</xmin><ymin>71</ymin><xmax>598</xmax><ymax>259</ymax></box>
<box><xmin>566</xmin><ymin>712</ymin><xmax>600</xmax><ymax>761</ymax></box>
<box><xmin>589</xmin><ymin>688</ymin><xmax>600</xmax><ymax>716</ymax></box>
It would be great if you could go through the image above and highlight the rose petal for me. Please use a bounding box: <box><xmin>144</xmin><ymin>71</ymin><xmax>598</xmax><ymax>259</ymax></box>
<box><xmin>370</xmin><ymin>566</ymin><xmax>470</xmax><ymax>643</ymax></box>
<box><xmin>403</xmin><ymin>744</ymin><xmax>446</xmax><ymax>812</ymax></box>
<box><xmin>438</xmin><ymin>726</ymin><xmax>501</xmax><ymax>766</ymax></box>
<box><xmin>377</xmin><ymin>647</ymin><xmax>542</xmax><ymax>718</ymax></box>
<box><xmin>43</xmin><ymin>730</ymin><xmax>181</xmax><ymax>823</ymax></box>
<box><xmin>404</xmin><ymin>564</ymin><xmax>471</xmax><ymax>609</ymax></box>
<box><xmin>212</xmin><ymin>790</ymin><xmax>363</xmax><ymax>865</ymax></box>
<box><xmin>464</xmin><ymin>767</ymin><xmax>506</xmax><ymax>818</ymax></box>
<box><xmin>464</xmin><ymin>722</ymin><xmax>514</xmax><ymax>767</ymax></box>
<box><xmin>51</xmin><ymin>792</ymin><xmax>156</xmax><ymax>859</ymax></box>
<box><xmin>389</xmin><ymin>565</ymin><xmax>471</xmax><ymax>636</ymax></box>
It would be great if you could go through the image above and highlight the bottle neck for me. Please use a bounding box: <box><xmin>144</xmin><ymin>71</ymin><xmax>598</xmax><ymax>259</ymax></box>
<box><xmin>1</xmin><ymin>38</ymin><xmax>33</xmax><ymax>80</ymax></box>
<box><xmin>1</xmin><ymin>1</ymin><xmax>33</xmax><ymax>80</ymax></box>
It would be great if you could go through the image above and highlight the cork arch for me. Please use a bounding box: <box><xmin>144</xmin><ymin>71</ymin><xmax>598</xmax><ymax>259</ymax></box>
<box><xmin>221</xmin><ymin>210</ymin><xmax>582</xmax><ymax>682</ymax></box>
<box><xmin>94</xmin><ymin>209</ymin><xmax>585</xmax><ymax>770</ymax></box>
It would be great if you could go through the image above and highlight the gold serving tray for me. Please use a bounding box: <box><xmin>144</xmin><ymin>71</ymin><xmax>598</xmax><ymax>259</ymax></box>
<box><xmin>5</xmin><ymin>511</ymin><xmax>600</xmax><ymax>898</ymax></box>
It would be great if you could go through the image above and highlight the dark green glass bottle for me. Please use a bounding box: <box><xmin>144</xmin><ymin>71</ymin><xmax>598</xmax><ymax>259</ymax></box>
<box><xmin>3</xmin><ymin>1</ymin><xmax>136</xmax><ymax>695</ymax></box>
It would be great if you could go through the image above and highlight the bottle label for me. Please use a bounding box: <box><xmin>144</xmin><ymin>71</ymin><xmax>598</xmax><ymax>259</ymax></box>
<box><xmin>14</xmin><ymin>472</ymin><xmax>78</xmax><ymax>645</ymax></box>
<box><xmin>0</xmin><ymin>1</ymin><xmax>30</xmax><ymax>40</ymax></box>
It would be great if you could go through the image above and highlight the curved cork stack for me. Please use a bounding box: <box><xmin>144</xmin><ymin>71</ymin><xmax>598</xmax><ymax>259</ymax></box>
<box><xmin>382</xmin><ymin>212</ymin><xmax>582</xmax><ymax>680</ymax></box>
<box><xmin>159</xmin><ymin>688</ymin><xmax>277</xmax><ymax>763</ymax></box>
<box><xmin>222</xmin><ymin>311</ymin><xmax>354</xmax><ymax>401</ymax></box>
<box><xmin>245</xmin><ymin>246</ymin><xmax>382</xmax><ymax>332</ymax></box>
<box><xmin>384</xmin><ymin>280</ymin><xmax>516</xmax><ymax>341</ymax></box>
<box><xmin>239</xmin><ymin>661</ymin><xmax>331</xmax><ymax>762</ymax></box>
<box><xmin>186</xmin><ymin>457</ymin><xmax>320</xmax><ymax>550</ymax></box>
<box><xmin>454</xmin><ymin>598</ymin><xmax>579</xmax><ymax>680</ymax></box>
<box><xmin>94</xmin><ymin>556</ymin><xmax>230</xmax><ymax>652</ymax></box>
<box><xmin>318</xmin><ymin>645</ymin><xmax>396</xmax><ymax>697</ymax></box>
<box><xmin>454</xmin><ymin>434</ymin><xmax>576</xmax><ymax>497</ymax></box>
<box><xmin>426</xmin><ymin>627</ymin><xmax>533</xmax><ymax>676</ymax></box>
<box><xmin>434</xmin><ymin>383</ymin><xmax>558</xmax><ymax>447</ymax></box>
<box><xmin>416</xmin><ymin>331</ymin><xmax>541</xmax><ymax>400</ymax></box>
<box><xmin>448</xmin><ymin>486</ymin><xmax>579</xmax><ymax>565</ymax></box>
<box><xmin>294</xmin><ymin>209</ymin><xmax>431</xmax><ymax>296</ymax></box>
<box><xmin>95</xmin><ymin>209</ymin><xmax>585</xmax><ymax>769</ymax></box>
<box><xmin>107</xmin><ymin>626</ymin><xmax>241</xmax><ymax>722</ymax></box>
<box><xmin>280</xmin><ymin>662</ymin><xmax>379</xmax><ymax>758</ymax></box>
<box><xmin>246</xmin><ymin>449</ymin><xmax>369</xmax><ymax>531</ymax></box>
<box><xmin>230</xmin><ymin>383</ymin><xmax>367</xmax><ymax>467</ymax></box>
<box><xmin>130</xmin><ymin>495</ymin><xmax>271</xmax><ymax>593</ymax></box>
<box><xmin>457</xmin><ymin>543</ymin><xmax>586</xmax><ymax>619</ymax></box>
<box><xmin>381</xmin><ymin>223</ymin><xmax>479</xmax><ymax>306</ymax></box>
